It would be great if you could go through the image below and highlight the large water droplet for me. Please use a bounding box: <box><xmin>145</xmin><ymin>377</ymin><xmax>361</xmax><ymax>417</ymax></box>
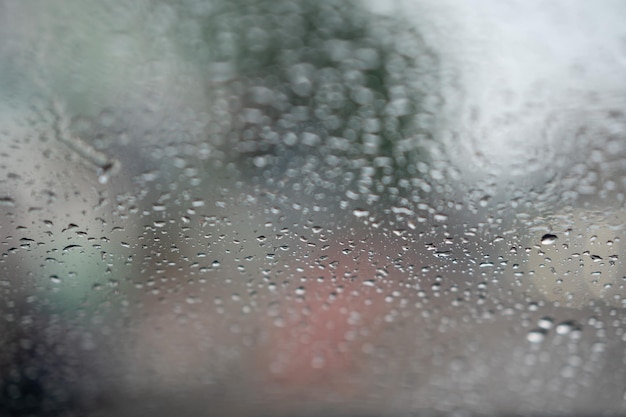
<box><xmin>541</xmin><ymin>234</ymin><xmax>558</xmax><ymax>245</ymax></box>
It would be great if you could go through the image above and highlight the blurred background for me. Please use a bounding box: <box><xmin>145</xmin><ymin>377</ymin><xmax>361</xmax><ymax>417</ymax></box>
<box><xmin>1</xmin><ymin>0</ymin><xmax>626</xmax><ymax>416</ymax></box>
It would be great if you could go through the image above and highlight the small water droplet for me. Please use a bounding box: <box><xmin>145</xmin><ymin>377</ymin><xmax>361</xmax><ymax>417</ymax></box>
<box><xmin>97</xmin><ymin>162</ymin><xmax>118</xmax><ymax>184</ymax></box>
<box><xmin>527</xmin><ymin>329</ymin><xmax>547</xmax><ymax>343</ymax></box>
<box><xmin>253</xmin><ymin>155</ymin><xmax>268</xmax><ymax>168</ymax></box>
<box><xmin>433</xmin><ymin>213</ymin><xmax>448</xmax><ymax>222</ymax></box>
<box><xmin>555</xmin><ymin>321</ymin><xmax>577</xmax><ymax>335</ymax></box>
<box><xmin>352</xmin><ymin>208</ymin><xmax>369</xmax><ymax>218</ymax></box>
<box><xmin>538</xmin><ymin>316</ymin><xmax>554</xmax><ymax>330</ymax></box>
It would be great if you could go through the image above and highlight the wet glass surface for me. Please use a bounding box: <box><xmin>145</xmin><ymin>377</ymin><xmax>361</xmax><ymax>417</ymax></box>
<box><xmin>1</xmin><ymin>1</ymin><xmax>626</xmax><ymax>416</ymax></box>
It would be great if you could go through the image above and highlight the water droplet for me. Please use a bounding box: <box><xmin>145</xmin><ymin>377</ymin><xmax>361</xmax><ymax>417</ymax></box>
<box><xmin>541</xmin><ymin>234</ymin><xmax>558</xmax><ymax>245</ymax></box>
<box><xmin>433</xmin><ymin>213</ymin><xmax>448</xmax><ymax>222</ymax></box>
<box><xmin>352</xmin><ymin>208</ymin><xmax>369</xmax><ymax>218</ymax></box>
<box><xmin>62</xmin><ymin>244</ymin><xmax>82</xmax><ymax>252</ymax></box>
<box><xmin>282</xmin><ymin>132</ymin><xmax>298</xmax><ymax>146</ymax></box>
<box><xmin>97</xmin><ymin>162</ymin><xmax>119</xmax><ymax>184</ymax></box>
<box><xmin>253</xmin><ymin>155</ymin><xmax>268</xmax><ymax>168</ymax></box>
<box><xmin>0</xmin><ymin>196</ymin><xmax>15</xmax><ymax>207</ymax></box>
<box><xmin>479</xmin><ymin>195</ymin><xmax>491</xmax><ymax>207</ymax></box>
<box><xmin>555</xmin><ymin>321</ymin><xmax>577</xmax><ymax>335</ymax></box>
<box><xmin>537</xmin><ymin>316</ymin><xmax>553</xmax><ymax>330</ymax></box>
<box><xmin>288</xmin><ymin>63</ymin><xmax>314</xmax><ymax>97</ymax></box>
<box><xmin>527</xmin><ymin>329</ymin><xmax>547</xmax><ymax>343</ymax></box>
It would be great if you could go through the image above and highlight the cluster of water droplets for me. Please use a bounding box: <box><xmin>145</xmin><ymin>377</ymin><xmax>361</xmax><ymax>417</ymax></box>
<box><xmin>0</xmin><ymin>0</ymin><xmax>625</xmax><ymax>416</ymax></box>
<box><xmin>198</xmin><ymin>0</ymin><xmax>443</xmax><ymax>202</ymax></box>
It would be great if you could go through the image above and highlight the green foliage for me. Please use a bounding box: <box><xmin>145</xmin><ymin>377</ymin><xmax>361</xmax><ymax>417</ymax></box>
<box><xmin>198</xmin><ymin>0</ymin><xmax>440</xmax><ymax>194</ymax></box>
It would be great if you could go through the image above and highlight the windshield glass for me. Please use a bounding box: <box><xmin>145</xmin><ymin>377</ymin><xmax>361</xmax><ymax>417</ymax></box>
<box><xmin>1</xmin><ymin>1</ymin><xmax>625</xmax><ymax>416</ymax></box>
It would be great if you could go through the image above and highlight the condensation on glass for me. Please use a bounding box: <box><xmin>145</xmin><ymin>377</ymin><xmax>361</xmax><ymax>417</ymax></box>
<box><xmin>0</xmin><ymin>0</ymin><xmax>625</xmax><ymax>416</ymax></box>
